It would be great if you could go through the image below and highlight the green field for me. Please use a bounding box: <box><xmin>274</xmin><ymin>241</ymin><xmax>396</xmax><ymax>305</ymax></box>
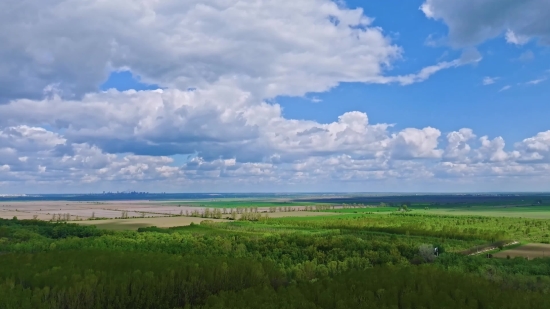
<box><xmin>325</xmin><ymin>206</ymin><xmax>396</xmax><ymax>213</ymax></box>
<box><xmin>419</xmin><ymin>205</ymin><xmax>550</xmax><ymax>219</ymax></box>
<box><xmin>319</xmin><ymin>204</ymin><xmax>550</xmax><ymax>219</ymax></box>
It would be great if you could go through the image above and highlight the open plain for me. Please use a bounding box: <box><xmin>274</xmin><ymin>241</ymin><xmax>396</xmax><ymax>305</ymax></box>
<box><xmin>0</xmin><ymin>199</ymin><xmax>341</xmax><ymax>229</ymax></box>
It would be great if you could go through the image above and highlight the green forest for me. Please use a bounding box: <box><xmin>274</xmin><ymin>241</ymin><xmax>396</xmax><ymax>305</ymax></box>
<box><xmin>2</xmin><ymin>211</ymin><xmax>550</xmax><ymax>308</ymax></box>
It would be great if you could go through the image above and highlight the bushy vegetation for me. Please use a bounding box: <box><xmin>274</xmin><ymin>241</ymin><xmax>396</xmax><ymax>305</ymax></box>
<box><xmin>272</xmin><ymin>213</ymin><xmax>550</xmax><ymax>243</ymax></box>
<box><xmin>2</xmin><ymin>210</ymin><xmax>550</xmax><ymax>308</ymax></box>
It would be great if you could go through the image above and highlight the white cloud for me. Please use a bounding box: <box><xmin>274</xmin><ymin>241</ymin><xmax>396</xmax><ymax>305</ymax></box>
<box><xmin>0</xmin><ymin>0</ymin><xmax>406</xmax><ymax>102</ymax></box>
<box><xmin>477</xmin><ymin>136</ymin><xmax>509</xmax><ymax>162</ymax></box>
<box><xmin>526</xmin><ymin>78</ymin><xmax>547</xmax><ymax>85</ymax></box>
<box><xmin>0</xmin><ymin>89</ymin><xmax>397</xmax><ymax>163</ymax></box>
<box><xmin>505</xmin><ymin>29</ymin><xmax>530</xmax><ymax>45</ymax></box>
<box><xmin>444</xmin><ymin>128</ymin><xmax>476</xmax><ymax>162</ymax></box>
<box><xmin>0</xmin><ymin>0</ymin><xmax>490</xmax><ymax>103</ymax></box>
<box><xmin>1</xmin><ymin>100</ymin><xmax>550</xmax><ymax>191</ymax></box>
<box><xmin>515</xmin><ymin>131</ymin><xmax>550</xmax><ymax>162</ymax></box>
<box><xmin>390</xmin><ymin>127</ymin><xmax>443</xmax><ymax>159</ymax></box>
<box><xmin>0</xmin><ymin>126</ymin><xmax>66</xmax><ymax>152</ymax></box>
<box><xmin>1</xmin><ymin>0</ymin><xmax>550</xmax><ymax>192</ymax></box>
<box><xmin>421</xmin><ymin>0</ymin><xmax>550</xmax><ymax>46</ymax></box>
<box><xmin>499</xmin><ymin>85</ymin><xmax>511</xmax><ymax>92</ymax></box>
<box><xmin>482</xmin><ymin>77</ymin><xmax>498</xmax><ymax>85</ymax></box>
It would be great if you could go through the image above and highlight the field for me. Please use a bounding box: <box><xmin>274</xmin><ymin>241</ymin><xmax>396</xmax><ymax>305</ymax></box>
<box><xmin>75</xmin><ymin>216</ymin><xmax>227</xmax><ymax>230</ymax></box>
<box><xmin>75</xmin><ymin>211</ymin><xmax>339</xmax><ymax>230</ymax></box>
<box><xmin>418</xmin><ymin>205</ymin><xmax>550</xmax><ymax>219</ymax></box>
<box><xmin>493</xmin><ymin>243</ymin><xmax>550</xmax><ymax>259</ymax></box>
<box><xmin>0</xmin><ymin>199</ymin><xmax>336</xmax><ymax>221</ymax></box>
<box><xmin>3</xmin><ymin>194</ymin><xmax>550</xmax><ymax>308</ymax></box>
<box><xmin>160</xmin><ymin>199</ymin><xmax>321</xmax><ymax>209</ymax></box>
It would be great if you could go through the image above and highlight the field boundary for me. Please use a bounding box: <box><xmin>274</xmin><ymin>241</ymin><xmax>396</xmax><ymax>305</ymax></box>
<box><xmin>460</xmin><ymin>240</ymin><xmax>518</xmax><ymax>256</ymax></box>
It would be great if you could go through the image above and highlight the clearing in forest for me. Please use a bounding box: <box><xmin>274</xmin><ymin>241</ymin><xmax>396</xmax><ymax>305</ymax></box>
<box><xmin>493</xmin><ymin>243</ymin><xmax>550</xmax><ymax>259</ymax></box>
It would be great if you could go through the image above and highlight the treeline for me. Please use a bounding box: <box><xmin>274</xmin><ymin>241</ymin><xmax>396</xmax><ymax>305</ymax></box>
<box><xmin>0</xmin><ymin>218</ymin><xmax>106</xmax><ymax>241</ymax></box>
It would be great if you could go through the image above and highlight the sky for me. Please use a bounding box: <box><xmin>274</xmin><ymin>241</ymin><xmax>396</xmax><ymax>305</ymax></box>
<box><xmin>1</xmin><ymin>0</ymin><xmax>550</xmax><ymax>193</ymax></box>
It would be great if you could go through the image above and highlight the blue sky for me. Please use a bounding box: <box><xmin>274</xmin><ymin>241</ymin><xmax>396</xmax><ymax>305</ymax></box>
<box><xmin>101</xmin><ymin>0</ymin><xmax>550</xmax><ymax>145</ymax></box>
<box><xmin>1</xmin><ymin>0</ymin><xmax>550</xmax><ymax>193</ymax></box>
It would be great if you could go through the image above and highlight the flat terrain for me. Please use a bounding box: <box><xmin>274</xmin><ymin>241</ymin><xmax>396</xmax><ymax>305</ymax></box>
<box><xmin>493</xmin><ymin>243</ymin><xmax>550</xmax><ymax>259</ymax></box>
<box><xmin>72</xmin><ymin>211</ymin><xmax>339</xmax><ymax>230</ymax></box>
<box><xmin>160</xmin><ymin>200</ymin><xmax>321</xmax><ymax>208</ymax></box>
<box><xmin>0</xmin><ymin>201</ymin><xmax>169</xmax><ymax>220</ymax></box>
<box><xmin>0</xmin><ymin>200</ymin><xmax>335</xmax><ymax>220</ymax></box>
<box><xmin>4</xmin><ymin>198</ymin><xmax>550</xmax><ymax>232</ymax></box>
<box><xmin>261</xmin><ymin>211</ymin><xmax>338</xmax><ymax>218</ymax></box>
<box><xmin>75</xmin><ymin>217</ymin><xmax>229</xmax><ymax>230</ymax></box>
<box><xmin>326</xmin><ymin>207</ymin><xmax>395</xmax><ymax>214</ymax></box>
<box><xmin>417</xmin><ymin>206</ymin><xmax>550</xmax><ymax>219</ymax></box>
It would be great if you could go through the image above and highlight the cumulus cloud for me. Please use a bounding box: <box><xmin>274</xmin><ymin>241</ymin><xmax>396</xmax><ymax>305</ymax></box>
<box><xmin>390</xmin><ymin>128</ymin><xmax>443</xmax><ymax>159</ymax></box>
<box><xmin>477</xmin><ymin>136</ymin><xmax>510</xmax><ymax>162</ymax></box>
<box><xmin>1</xmin><ymin>0</ymin><xmax>491</xmax><ymax>103</ymax></box>
<box><xmin>443</xmin><ymin>129</ymin><xmax>476</xmax><ymax>162</ymax></box>
<box><xmin>0</xmin><ymin>126</ymin><xmax>66</xmax><ymax>152</ymax></box>
<box><xmin>1</xmin><ymin>0</ymin><xmax>550</xmax><ymax>192</ymax></box>
<box><xmin>1</xmin><ymin>99</ymin><xmax>550</xmax><ymax>190</ymax></box>
<box><xmin>0</xmin><ymin>88</ymin><xmax>422</xmax><ymax>164</ymax></box>
<box><xmin>421</xmin><ymin>0</ymin><xmax>550</xmax><ymax>46</ymax></box>
<box><xmin>515</xmin><ymin>131</ymin><xmax>550</xmax><ymax>161</ymax></box>
<box><xmin>0</xmin><ymin>0</ymin><xmax>406</xmax><ymax>102</ymax></box>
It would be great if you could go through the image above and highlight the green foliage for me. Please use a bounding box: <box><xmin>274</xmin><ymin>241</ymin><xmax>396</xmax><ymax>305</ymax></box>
<box><xmin>0</xmin><ymin>251</ymin><xmax>282</xmax><ymax>309</ymax></box>
<box><xmin>203</xmin><ymin>266</ymin><xmax>550</xmax><ymax>309</ymax></box>
<box><xmin>2</xmin><ymin>211</ymin><xmax>550</xmax><ymax>308</ymax></box>
<box><xmin>271</xmin><ymin>213</ymin><xmax>511</xmax><ymax>242</ymax></box>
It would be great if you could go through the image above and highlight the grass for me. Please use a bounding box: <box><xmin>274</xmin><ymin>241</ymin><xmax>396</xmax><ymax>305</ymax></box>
<box><xmin>418</xmin><ymin>205</ymin><xmax>550</xmax><ymax>219</ymax></box>
<box><xmin>325</xmin><ymin>207</ymin><xmax>396</xmax><ymax>214</ymax></box>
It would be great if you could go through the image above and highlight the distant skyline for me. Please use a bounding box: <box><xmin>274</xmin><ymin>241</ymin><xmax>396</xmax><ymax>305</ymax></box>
<box><xmin>1</xmin><ymin>0</ymin><xmax>550</xmax><ymax>193</ymax></box>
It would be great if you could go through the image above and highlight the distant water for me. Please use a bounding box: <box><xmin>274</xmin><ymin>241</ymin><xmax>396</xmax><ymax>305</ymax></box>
<box><xmin>2</xmin><ymin>192</ymin><xmax>548</xmax><ymax>203</ymax></box>
<box><xmin>0</xmin><ymin>193</ymin><xmax>343</xmax><ymax>202</ymax></box>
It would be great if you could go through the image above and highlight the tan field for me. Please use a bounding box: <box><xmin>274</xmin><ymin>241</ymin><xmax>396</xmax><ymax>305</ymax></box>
<box><xmin>0</xmin><ymin>211</ymin><xmax>54</xmax><ymax>220</ymax></box>
<box><xmin>0</xmin><ymin>201</ymin><xmax>326</xmax><ymax>219</ymax></box>
<box><xmin>493</xmin><ymin>243</ymin><xmax>550</xmax><ymax>259</ymax></box>
<box><xmin>74</xmin><ymin>216</ymin><xmax>229</xmax><ymax>230</ymax></box>
<box><xmin>0</xmin><ymin>200</ymin><xmax>340</xmax><ymax>230</ymax></box>
<box><xmin>0</xmin><ymin>200</ymin><xmax>218</xmax><ymax>220</ymax></box>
